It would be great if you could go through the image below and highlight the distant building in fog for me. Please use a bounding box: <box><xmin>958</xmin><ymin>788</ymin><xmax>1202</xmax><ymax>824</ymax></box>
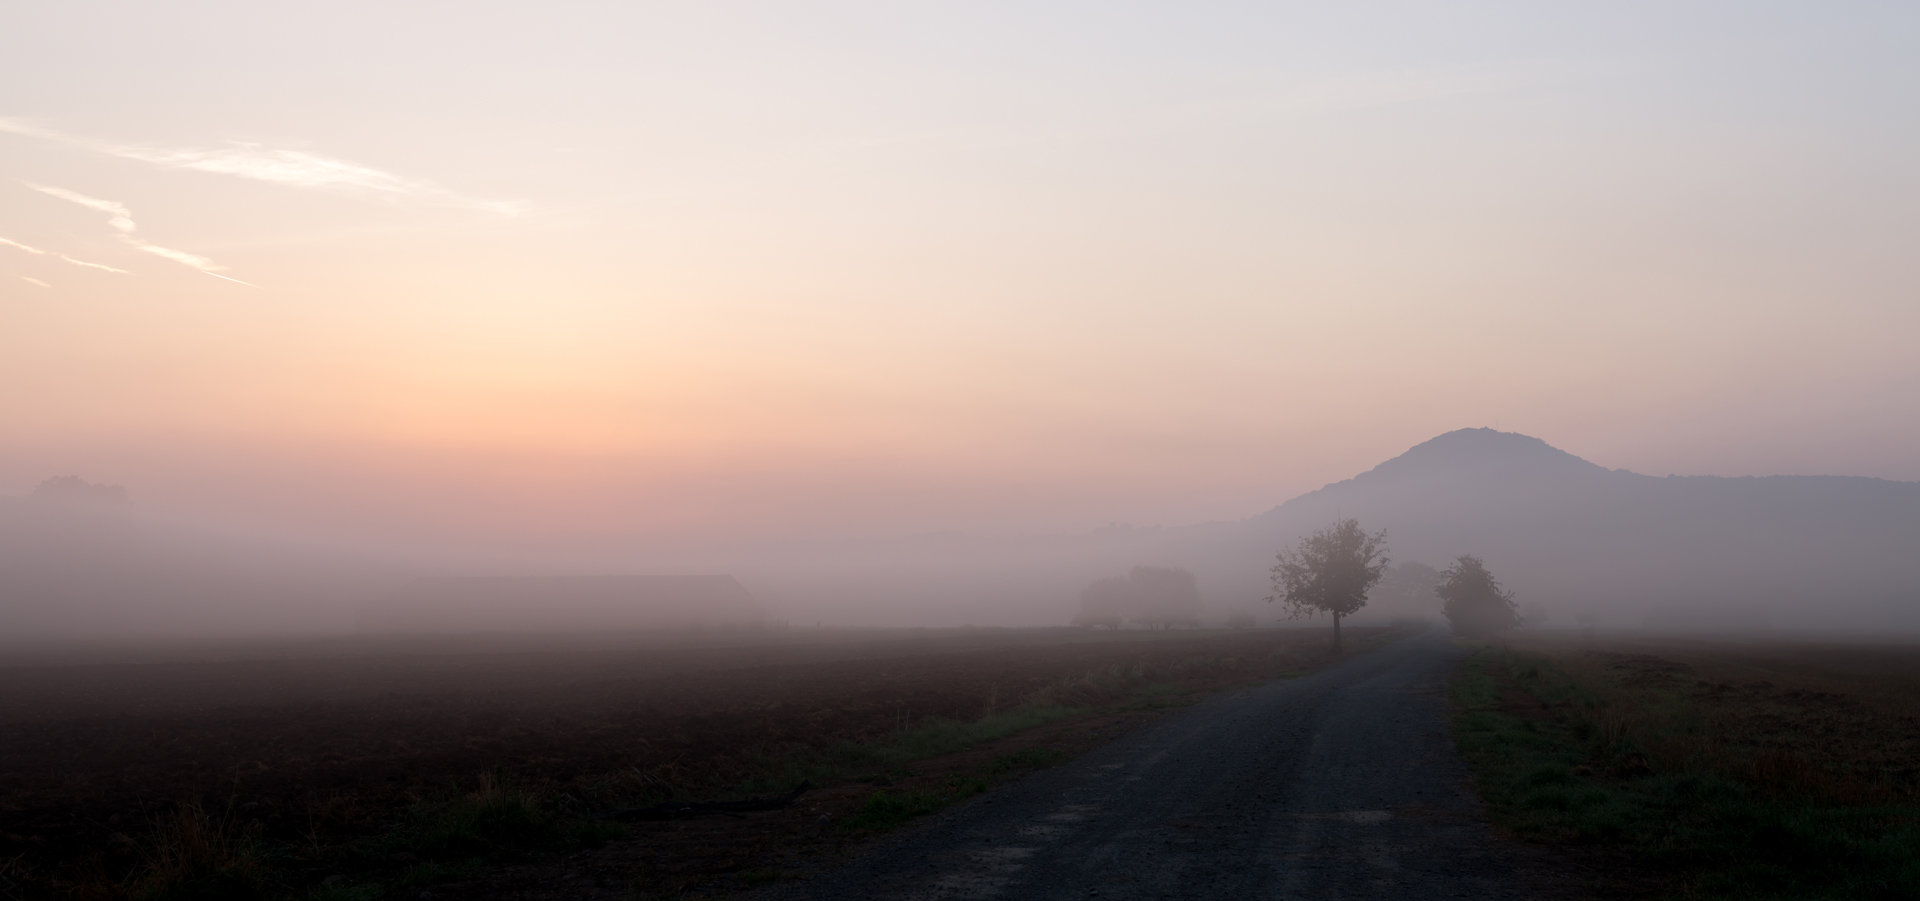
<box><xmin>356</xmin><ymin>574</ymin><xmax>764</xmax><ymax>633</ymax></box>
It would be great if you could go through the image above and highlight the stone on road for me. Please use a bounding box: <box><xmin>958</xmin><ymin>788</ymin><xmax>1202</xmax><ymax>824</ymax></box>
<box><xmin>760</xmin><ymin>630</ymin><xmax>1567</xmax><ymax>900</ymax></box>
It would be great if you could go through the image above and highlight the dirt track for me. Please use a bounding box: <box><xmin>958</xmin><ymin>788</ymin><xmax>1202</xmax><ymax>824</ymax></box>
<box><xmin>760</xmin><ymin>630</ymin><xmax>1585</xmax><ymax>900</ymax></box>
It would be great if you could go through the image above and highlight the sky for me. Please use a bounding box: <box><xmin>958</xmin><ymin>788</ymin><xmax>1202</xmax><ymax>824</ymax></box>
<box><xmin>2</xmin><ymin>1</ymin><xmax>1917</xmax><ymax>549</ymax></box>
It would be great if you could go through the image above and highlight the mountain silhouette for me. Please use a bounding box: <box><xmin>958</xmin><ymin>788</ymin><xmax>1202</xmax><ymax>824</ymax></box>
<box><xmin>1320</xmin><ymin>428</ymin><xmax>1611</xmax><ymax>485</ymax></box>
<box><xmin>1156</xmin><ymin>428</ymin><xmax>1920</xmax><ymax>631</ymax></box>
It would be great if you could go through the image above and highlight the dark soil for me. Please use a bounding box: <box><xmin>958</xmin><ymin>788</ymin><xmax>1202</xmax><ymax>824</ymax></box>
<box><xmin>0</xmin><ymin>626</ymin><xmax>1364</xmax><ymax>898</ymax></box>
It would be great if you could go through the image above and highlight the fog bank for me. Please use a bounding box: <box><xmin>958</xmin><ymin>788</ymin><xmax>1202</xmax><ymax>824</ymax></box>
<box><xmin>4</xmin><ymin>429</ymin><xmax>1916</xmax><ymax>641</ymax></box>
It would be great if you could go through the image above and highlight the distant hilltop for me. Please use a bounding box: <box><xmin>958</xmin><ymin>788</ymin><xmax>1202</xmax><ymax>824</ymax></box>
<box><xmin>1167</xmin><ymin>427</ymin><xmax>1920</xmax><ymax>630</ymax></box>
<box><xmin>29</xmin><ymin>476</ymin><xmax>127</xmax><ymax>505</ymax></box>
<box><xmin>356</xmin><ymin>574</ymin><xmax>766</xmax><ymax>634</ymax></box>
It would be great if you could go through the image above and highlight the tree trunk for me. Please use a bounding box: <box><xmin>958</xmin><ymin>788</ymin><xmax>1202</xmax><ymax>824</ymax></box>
<box><xmin>1333</xmin><ymin>612</ymin><xmax>1343</xmax><ymax>654</ymax></box>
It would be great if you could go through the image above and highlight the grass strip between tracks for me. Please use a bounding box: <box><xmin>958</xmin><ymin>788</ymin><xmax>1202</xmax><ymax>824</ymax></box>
<box><xmin>1450</xmin><ymin>642</ymin><xmax>1920</xmax><ymax>900</ymax></box>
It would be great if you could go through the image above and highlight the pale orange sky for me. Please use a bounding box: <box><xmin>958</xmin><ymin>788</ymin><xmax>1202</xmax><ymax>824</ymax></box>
<box><xmin>3</xmin><ymin>2</ymin><xmax>1917</xmax><ymax>546</ymax></box>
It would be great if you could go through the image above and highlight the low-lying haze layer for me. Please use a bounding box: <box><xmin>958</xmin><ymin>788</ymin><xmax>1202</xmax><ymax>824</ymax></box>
<box><xmin>4</xmin><ymin>430</ymin><xmax>1915</xmax><ymax>639</ymax></box>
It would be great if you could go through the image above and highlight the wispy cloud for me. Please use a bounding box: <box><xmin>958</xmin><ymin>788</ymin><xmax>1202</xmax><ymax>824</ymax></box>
<box><xmin>0</xmin><ymin>117</ymin><xmax>521</xmax><ymax>214</ymax></box>
<box><xmin>57</xmin><ymin>255</ymin><xmax>128</xmax><ymax>273</ymax></box>
<box><xmin>127</xmin><ymin>241</ymin><xmax>223</xmax><ymax>271</ymax></box>
<box><xmin>27</xmin><ymin>183</ymin><xmax>254</xmax><ymax>285</ymax></box>
<box><xmin>0</xmin><ymin>118</ymin><xmax>61</xmax><ymax>141</ymax></box>
<box><xmin>0</xmin><ymin>234</ymin><xmax>127</xmax><ymax>272</ymax></box>
<box><xmin>29</xmin><ymin>184</ymin><xmax>136</xmax><ymax>232</ymax></box>
<box><xmin>18</xmin><ymin>275</ymin><xmax>51</xmax><ymax>288</ymax></box>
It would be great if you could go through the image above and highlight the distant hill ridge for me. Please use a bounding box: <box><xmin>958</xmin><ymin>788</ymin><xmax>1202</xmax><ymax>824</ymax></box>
<box><xmin>1344</xmin><ymin>428</ymin><xmax>1610</xmax><ymax>482</ymax></box>
<box><xmin>1168</xmin><ymin>428</ymin><xmax>1920</xmax><ymax>631</ymax></box>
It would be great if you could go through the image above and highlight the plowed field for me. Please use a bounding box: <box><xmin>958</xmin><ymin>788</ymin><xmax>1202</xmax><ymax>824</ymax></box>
<box><xmin>0</xmin><ymin>625</ymin><xmax>1384</xmax><ymax>898</ymax></box>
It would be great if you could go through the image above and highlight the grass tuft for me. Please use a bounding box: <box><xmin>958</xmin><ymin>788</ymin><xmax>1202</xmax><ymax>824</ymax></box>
<box><xmin>1451</xmin><ymin>643</ymin><xmax>1920</xmax><ymax>899</ymax></box>
<box><xmin>393</xmin><ymin>773</ymin><xmax>558</xmax><ymax>858</ymax></box>
<box><xmin>126</xmin><ymin>803</ymin><xmax>270</xmax><ymax>901</ymax></box>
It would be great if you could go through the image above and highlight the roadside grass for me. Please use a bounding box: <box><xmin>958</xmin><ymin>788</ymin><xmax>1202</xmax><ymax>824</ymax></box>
<box><xmin>98</xmin><ymin>652</ymin><xmax>1253</xmax><ymax>900</ymax></box>
<box><xmin>110</xmin><ymin>772</ymin><xmax>623</xmax><ymax>901</ymax></box>
<box><xmin>367</xmin><ymin>770</ymin><xmax>626</xmax><ymax>862</ymax></box>
<box><xmin>104</xmin><ymin>631</ymin><xmax>1405</xmax><ymax>900</ymax></box>
<box><xmin>784</xmin><ymin>637</ymin><xmax>1402</xmax><ymax>835</ymax></box>
<box><xmin>125</xmin><ymin>803</ymin><xmax>273</xmax><ymax>901</ymax></box>
<box><xmin>1451</xmin><ymin>643</ymin><xmax>1920</xmax><ymax>900</ymax></box>
<box><xmin>731</xmin><ymin>650</ymin><xmax>1284</xmax><ymax>802</ymax></box>
<box><xmin>827</xmin><ymin>665</ymin><xmax>1207</xmax><ymax>835</ymax></box>
<box><xmin>843</xmin><ymin>783</ymin><xmax>978</xmax><ymax>833</ymax></box>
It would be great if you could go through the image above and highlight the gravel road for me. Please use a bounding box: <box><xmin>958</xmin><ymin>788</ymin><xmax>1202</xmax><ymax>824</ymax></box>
<box><xmin>760</xmin><ymin>629</ymin><xmax>1574</xmax><ymax>900</ymax></box>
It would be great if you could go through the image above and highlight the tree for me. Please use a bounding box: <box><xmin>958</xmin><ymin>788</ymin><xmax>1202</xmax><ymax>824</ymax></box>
<box><xmin>1268</xmin><ymin>519</ymin><xmax>1390</xmax><ymax>652</ymax></box>
<box><xmin>1436</xmin><ymin>555</ymin><xmax>1522</xmax><ymax>638</ymax></box>
<box><xmin>1369</xmin><ymin>561</ymin><xmax>1442</xmax><ymax>619</ymax></box>
<box><xmin>1075</xmin><ymin>575</ymin><xmax>1132</xmax><ymax>629</ymax></box>
<box><xmin>1125</xmin><ymin>566</ymin><xmax>1202</xmax><ymax>630</ymax></box>
<box><xmin>1074</xmin><ymin>566</ymin><xmax>1202</xmax><ymax>630</ymax></box>
<box><xmin>1225</xmin><ymin>610</ymin><xmax>1257</xmax><ymax>630</ymax></box>
<box><xmin>1072</xmin><ymin>607</ymin><xmax>1123</xmax><ymax>629</ymax></box>
<box><xmin>1520</xmin><ymin>600</ymin><xmax>1551</xmax><ymax>628</ymax></box>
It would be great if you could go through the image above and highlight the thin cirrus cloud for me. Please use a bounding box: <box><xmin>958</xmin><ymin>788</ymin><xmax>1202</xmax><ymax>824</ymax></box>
<box><xmin>0</xmin><ymin>117</ymin><xmax>522</xmax><ymax>214</ymax></box>
<box><xmin>27</xmin><ymin>183</ymin><xmax>256</xmax><ymax>286</ymax></box>
<box><xmin>0</xmin><ymin>234</ymin><xmax>128</xmax><ymax>273</ymax></box>
<box><xmin>17</xmin><ymin>275</ymin><xmax>51</xmax><ymax>288</ymax></box>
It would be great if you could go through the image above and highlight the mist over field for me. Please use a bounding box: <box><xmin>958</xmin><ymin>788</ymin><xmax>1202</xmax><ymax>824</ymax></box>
<box><xmin>4</xmin><ymin>428</ymin><xmax>1917</xmax><ymax>640</ymax></box>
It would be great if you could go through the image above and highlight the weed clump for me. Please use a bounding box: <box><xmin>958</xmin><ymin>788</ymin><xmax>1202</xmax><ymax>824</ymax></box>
<box><xmin>376</xmin><ymin>771</ymin><xmax>623</xmax><ymax>863</ymax></box>
<box><xmin>127</xmin><ymin>803</ymin><xmax>269</xmax><ymax>901</ymax></box>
